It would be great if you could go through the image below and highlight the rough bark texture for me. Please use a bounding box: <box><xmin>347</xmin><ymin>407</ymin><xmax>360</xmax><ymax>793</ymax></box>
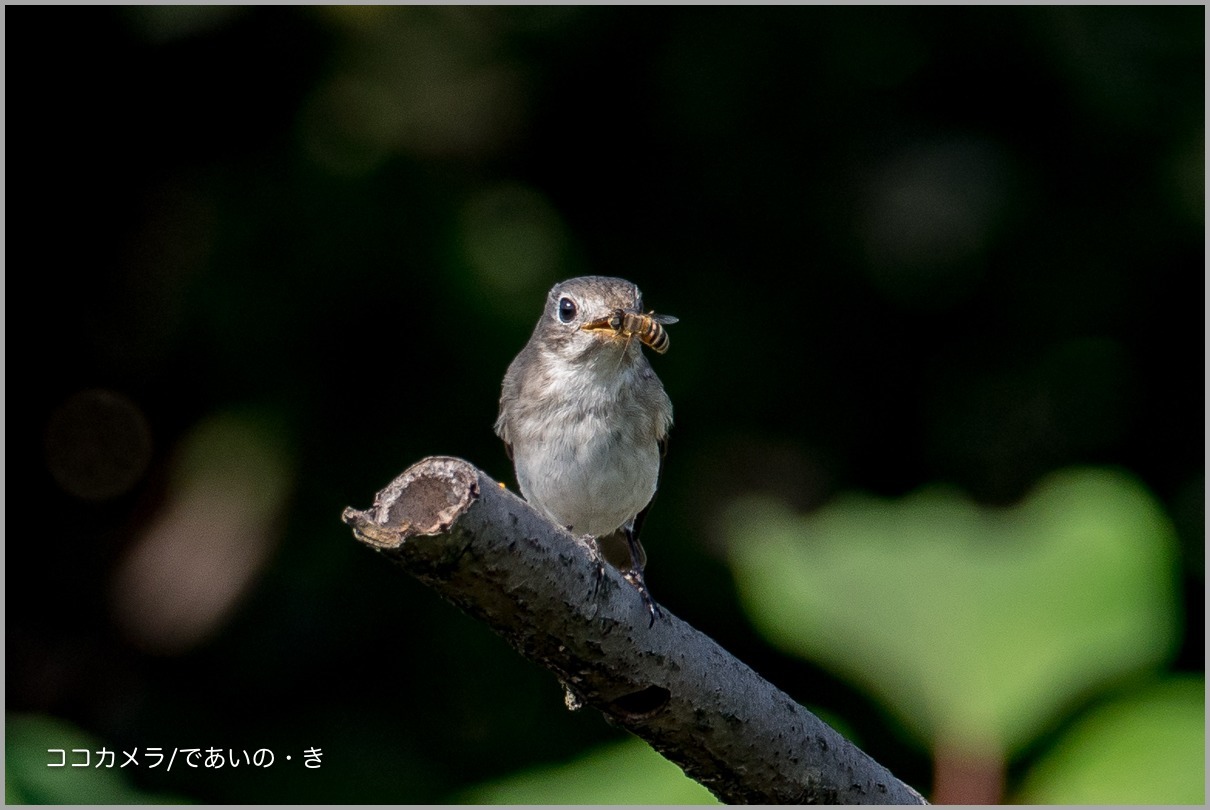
<box><xmin>341</xmin><ymin>456</ymin><xmax>928</xmax><ymax>805</ymax></box>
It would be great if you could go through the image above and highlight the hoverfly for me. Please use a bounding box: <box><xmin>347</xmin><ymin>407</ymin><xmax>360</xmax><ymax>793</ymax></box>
<box><xmin>582</xmin><ymin>308</ymin><xmax>679</xmax><ymax>354</ymax></box>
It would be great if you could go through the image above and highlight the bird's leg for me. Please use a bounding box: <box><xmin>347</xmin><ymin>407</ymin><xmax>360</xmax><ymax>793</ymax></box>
<box><xmin>570</xmin><ymin>527</ymin><xmax>607</xmax><ymax>599</ymax></box>
<box><xmin>622</xmin><ymin>525</ymin><xmax>663</xmax><ymax>627</ymax></box>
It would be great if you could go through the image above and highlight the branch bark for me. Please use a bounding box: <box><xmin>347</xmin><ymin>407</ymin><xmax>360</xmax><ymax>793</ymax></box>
<box><xmin>341</xmin><ymin>456</ymin><xmax>927</xmax><ymax>805</ymax></box>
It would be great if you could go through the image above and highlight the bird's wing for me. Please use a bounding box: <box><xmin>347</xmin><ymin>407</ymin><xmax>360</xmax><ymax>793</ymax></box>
<box><xmin>628</xmin><ymin>435</ymin><xmax>668</xmax><ymax>548</ymax></box>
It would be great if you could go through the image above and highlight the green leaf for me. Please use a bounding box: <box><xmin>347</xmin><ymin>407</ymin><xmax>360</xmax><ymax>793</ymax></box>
<box><xmin>725</xmin><ymin>467</ymin><xmax>1179</xmax><ymax>755</ymax></box>
<box><xmin>1017</xmin><ymin>676</ymin><xmax>1205</xmax><ymax>804</ymax></box>
<box><xmin>455</xmin><ymin>737</ymin><xmax>719</xmax><ymax>805</ymax></box>
<box><xmin>6</xmin><ymin>714</ymin><xmax>190</xmax><ymax>804</ymax></box>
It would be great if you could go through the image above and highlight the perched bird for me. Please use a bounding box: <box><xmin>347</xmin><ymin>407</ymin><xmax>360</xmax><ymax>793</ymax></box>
<box><xmin>495</xmin><ymin>276</ymin><xmax>675</xmax><ymax>624</ymax></box>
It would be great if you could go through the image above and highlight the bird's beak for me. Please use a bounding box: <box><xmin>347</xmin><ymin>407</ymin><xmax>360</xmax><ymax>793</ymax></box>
<box><xmin>580</xmin><ymin>314</ymin><xmax>621</xmax><ymax>334</ymax></box>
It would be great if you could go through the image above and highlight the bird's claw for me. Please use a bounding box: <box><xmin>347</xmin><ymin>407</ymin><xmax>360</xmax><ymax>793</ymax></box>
<box><xmin>591</xmin><ymin>557</ymin><xmax>607</xmax><ymax>600</ymax></box>
<box><xmin>575</xmin><ymin>532</ymin><xmax>608</xmax><ymax>601</ymax></box>
<box><xmin>623</xmin><ymin>570</ymin><xmax>663</xmax><ymax>627</ymax></box>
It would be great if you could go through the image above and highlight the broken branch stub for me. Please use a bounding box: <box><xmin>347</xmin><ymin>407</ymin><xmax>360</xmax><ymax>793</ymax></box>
<box><xmin>341</xmin><ymin>455</ymin><xmax>927</xmax><ymax>805</ymax></box>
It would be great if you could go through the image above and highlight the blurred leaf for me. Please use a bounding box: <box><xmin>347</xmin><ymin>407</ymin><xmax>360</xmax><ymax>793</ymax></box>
<box><xmin>109</xmin><ymin>408</ymin><xmax>295</xmax><ymax>655</ymax></box>
<box><xmin>726</xmin><ymin>467</ymin><xmax>1179</xmax><ymax>755</ymax></box>
<box><xmin>457</xmin><ymin>183</ymin><xmax>571</xmax><ymax>298</ymax></box>
<box><xmin>1016</xmin><ymin>676</ymin><xmax>1205</xmax><ymax>804</ymax></box>
<box><xmin>456</xmin><ymin>736</ymin><xmax>718</xmax><ymax>805</ymax></box>
<box><xmin>5</xmin><ymin>714</ymin><xmax>190</xmax><ymax>804</ymax></box>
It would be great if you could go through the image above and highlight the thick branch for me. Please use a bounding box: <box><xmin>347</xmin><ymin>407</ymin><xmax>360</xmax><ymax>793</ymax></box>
<box><xmin>341</xmin><ymin>456</ymin><xmax>927</xmax><ymax>805</ymax></box>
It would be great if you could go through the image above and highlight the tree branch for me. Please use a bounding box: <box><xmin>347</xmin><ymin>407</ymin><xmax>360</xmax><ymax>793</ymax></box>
<box><xmin>341</xmin><ymin>456</ymin><xmax>927</xmax><ymax>805</ymax></box>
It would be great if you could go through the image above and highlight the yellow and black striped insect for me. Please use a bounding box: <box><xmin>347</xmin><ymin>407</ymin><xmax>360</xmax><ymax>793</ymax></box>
<box><xmin>583</xmin><ymin>309</ymin><xmax>679</xmax><ymax>354</ymax></box>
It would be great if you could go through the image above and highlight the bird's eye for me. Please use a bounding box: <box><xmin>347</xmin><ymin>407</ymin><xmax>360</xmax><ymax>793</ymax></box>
<box><xmin>557</xmin><ymin>297</ymin><xmax>577</xmax><ymax>323</ymax></box>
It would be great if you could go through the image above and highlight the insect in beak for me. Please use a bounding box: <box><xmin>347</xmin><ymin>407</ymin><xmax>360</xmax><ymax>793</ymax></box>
<box><xmin>580</xmin><ymin>309</ymin><xmax>677</xmax><ymax>354</ymax></box>
<box><xmin>580</xmin><ymin>314</ymin><xmax>622</xmax><ymax>334</ymax></box>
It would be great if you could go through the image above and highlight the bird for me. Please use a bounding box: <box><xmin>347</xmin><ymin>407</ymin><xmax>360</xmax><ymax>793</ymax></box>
<box><xmin>494</xmin><ymin>276</ymin><xmax>675</xmax><ymax>625</ymax></box>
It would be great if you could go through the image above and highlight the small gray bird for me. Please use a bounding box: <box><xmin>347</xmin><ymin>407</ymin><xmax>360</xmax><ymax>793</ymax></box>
<box><xmin>495</xmin><ymin>276</ymin><xmax>675</xmax><ymax>624</ymax></box>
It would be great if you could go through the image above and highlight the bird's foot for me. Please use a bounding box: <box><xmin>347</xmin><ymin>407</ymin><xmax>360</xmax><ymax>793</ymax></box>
<box><xmin>622</xmin><ymin>570</ymin><xmax>663</xmax><ymax>627</ymax></box>
<box><xmin>573</xmin><ymin>532</ymin><xmax>608</xmax><ymax>599</ymax></box>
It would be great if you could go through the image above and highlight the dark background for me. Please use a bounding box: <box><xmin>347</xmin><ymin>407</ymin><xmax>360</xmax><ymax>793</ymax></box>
<box><xmin>7</xmin><ymin>6</ymin><xmax>1203</xmax><ymax>803</ymax></box>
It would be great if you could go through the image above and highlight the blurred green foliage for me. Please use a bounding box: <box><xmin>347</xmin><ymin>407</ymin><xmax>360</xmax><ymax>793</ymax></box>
<box><xmin>1016</xmin><ymin>676</ymin><xmax>1205</xmax><ymax>804</ymax></box>
<box><xmin>727</xmin><ymin>467</ymin><xmax>1179</xmax><ymax>755</ymax></box>
<box><xmin>726</xmin><ymin>466</ymin><xmax>1200</xmax><ymax>801</ymax></box>
<box><xmin>457</xmin><ymin>737</ymin><xmax>718</xmax><ymax>805</ymax></box>
<box><xmin>6</xmin><ymin>715</ymin><xmax>188</xmax><ymax>804</ymax></box>
<box><xmin>8</xmin><ymin>5</ymin><xmax>1202</xmax><ymax>804</ymax></box>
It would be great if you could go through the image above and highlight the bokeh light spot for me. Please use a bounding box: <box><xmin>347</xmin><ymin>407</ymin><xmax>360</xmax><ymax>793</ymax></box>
<box><xmin>44</xmin><ymin>388</ymin><xmax>153</xmax><ymax>502</ymax></box>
